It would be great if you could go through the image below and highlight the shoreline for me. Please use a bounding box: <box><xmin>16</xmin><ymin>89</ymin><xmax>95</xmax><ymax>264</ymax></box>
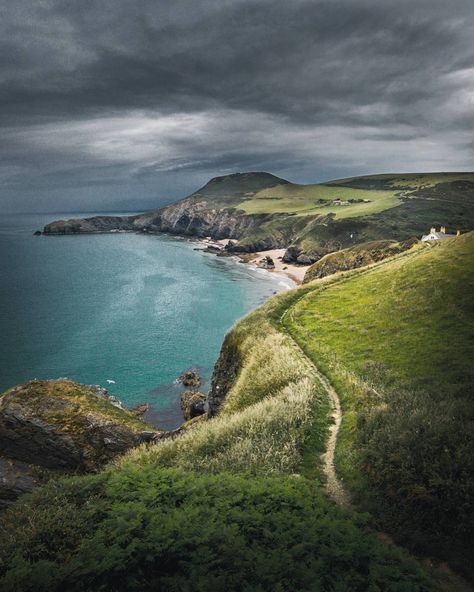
<box><xmin>39</xmin><ymin>226</ymin><xmax>310</xmax><ymax>286</ymax></box>
<box><xmin>196</xmin><ymin>238</ymin><xmax>310</xmax><ymax>286</ymax></box>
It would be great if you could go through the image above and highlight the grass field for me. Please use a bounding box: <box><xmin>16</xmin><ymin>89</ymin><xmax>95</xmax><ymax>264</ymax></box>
<box><xmin>238</xmin><ymin>183</ymin><xmax>402</xmax><ymax>218</ymax></box>
<box><xmin>327</xmin><ymin>172</ymin><xmax>474</xmax><ymax>190</ymax></box>
<box><xmin>282</xmin><ymin>232</ymin><xmax>474</xmax><ymax>578</ymax></box>
<box><xmin>115</xmin><ymin>291</ymin><xmax>331</xmax><ymax>478</ymax></box>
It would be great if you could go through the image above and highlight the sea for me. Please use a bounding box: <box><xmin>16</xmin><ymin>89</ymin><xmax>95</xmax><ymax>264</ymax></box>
<box><xmin>0</xmin><ymin>212</ymin><xmax>293</xmax><ymax>429</ymax></box>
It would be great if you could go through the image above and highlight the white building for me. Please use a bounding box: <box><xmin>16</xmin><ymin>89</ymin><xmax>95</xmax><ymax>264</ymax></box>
<box><xmin>421</xmin><ymin>226</ymin><xmax>458</xmax><ymax>241</ymax></box>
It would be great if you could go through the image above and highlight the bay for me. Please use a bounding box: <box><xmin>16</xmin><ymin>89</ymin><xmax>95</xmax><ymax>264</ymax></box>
<box><xmin>0</xmin><ymin>212</ymin><xmax>292</xmax><ymax>428</ymax></box>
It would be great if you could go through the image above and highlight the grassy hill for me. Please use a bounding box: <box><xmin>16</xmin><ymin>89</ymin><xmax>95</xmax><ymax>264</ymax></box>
<box><xmin>2</xmin><ymin>232</ymin><xmax>473</xmax><ymax>590</ymax></box>
<box><xmin>282</xmin><ymin>233</ymin><xmax>474</xmax><ymax>578</ymax></box>
<box><xmin>43</xmin><ymin>171</ymin><xmax>474</xmax><ymax>260</ymax></box>
<box><xmin>199</xmin><ymin>171</ymin><xmax>474</xmax><ymax>254</ymax></box>
<box><xmin>234</xmin><ymin>171</ymin><xmax>474</xmax><ymax>218</ymax></box>
<box><xmin>2</xmin><ymin>265</ymin><xmax>449</xmax><ymax>592</ymax></box>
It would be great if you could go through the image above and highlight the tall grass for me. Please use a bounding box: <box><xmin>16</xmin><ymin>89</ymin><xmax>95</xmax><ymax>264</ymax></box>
<box><xmin>116</xmin><ymin>293</ymin><xmax>331</xmax><ymax>477</ymax></box>
<box><xmin>117</xmin><ymin>378</ymin><xmax>315</xmax><ymax>476</ymax></box>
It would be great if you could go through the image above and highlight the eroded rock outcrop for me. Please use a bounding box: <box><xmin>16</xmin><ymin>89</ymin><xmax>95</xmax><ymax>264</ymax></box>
<box><xmin>0</xmin><ymin>379</ymin><xmax>158</xmax><ymax>507</ymax></box>
<box><xmin>180</xmin><ymin>391</ymin><xmax>207</xmax><ymax>421</ymax></box>
<box><xmin>207</xmin><ymin>332</ymin><xmax>243</xmax><ymax>417</ymax></box>
<box><xmin>178</xmin><ymin>370</ymin><xmax>201</xmax><ymax>388</ymax></box>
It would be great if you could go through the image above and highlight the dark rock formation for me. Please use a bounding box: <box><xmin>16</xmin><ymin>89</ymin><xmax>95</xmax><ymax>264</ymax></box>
<box><xmin>43</xmin><ymin>215</ymin><xmax>135</xmax><ymax>234</ymax></box>
<box><xmin>296</xmin><ymin>254</ymin><xmax>314</xmax><ymax>265</ymax></box>
<box><xmin>180</xmin><ymin>391</ymin><xmax>207</xmax><ymax>421</ymax></box>
<box><xmin>207</xmin><ymin>332</ymin><xmax>242</xmax><ymax>417</ymax></box>
<box><xmin>129</xmin><ymin>403</ymin><xmax>150</xmax><ymax>417</ymax></box>
<box><xmin>283</xmin><ymin>246</ymin><xmax>322</xmax><ymax>265</ymax></box>
<box><xmin>0</xmin><ymin>457</ymin><xmax>50</xmax><ymax>508</ymax></box>
<box><xmin>257</xmin><ymin>255</ymin><xmax>275</xmax><ymax>269</ymax></box>
<box><xmin>33</xmin><ymin>230</ymin><xmax>42</xmax><ymax>236</ymax></box>
<box><xmin>282</xmin><ymin>246</ymin><xmax>302</xmax><ymax>263</ymax></box>
<box><xmin>178</xmin><ymin>370</ymin><xmax>201</xmax><ymax>389</ymax></box>
<box><xmin>0</xmin><ymin>379</ymin><xmax>158</xmax><ymax>507</ymax></box>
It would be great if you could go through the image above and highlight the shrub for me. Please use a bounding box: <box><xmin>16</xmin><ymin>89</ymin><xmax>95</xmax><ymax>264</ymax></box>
<box><xmin>0</xmin><ymin>468</ymin><xmax>433</xmax><ymax>592</ymax></box>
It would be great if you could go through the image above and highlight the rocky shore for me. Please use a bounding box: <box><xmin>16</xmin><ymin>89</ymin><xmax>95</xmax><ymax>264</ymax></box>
<box><xmin>0</xmin><ymin>379</ymin><xmax>159</xmax><ymax>507</ymax></box>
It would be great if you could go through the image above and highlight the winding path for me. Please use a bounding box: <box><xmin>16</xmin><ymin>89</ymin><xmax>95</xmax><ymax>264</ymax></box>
<box><xmin>312</xmin><ymin>365</ymin><xmax>351</xmax><ymax>508</ymax></box>
<box><xmin>280</xmin><ymin>302</ymin><xmax>350</xmax><ymax>508</ymax></box>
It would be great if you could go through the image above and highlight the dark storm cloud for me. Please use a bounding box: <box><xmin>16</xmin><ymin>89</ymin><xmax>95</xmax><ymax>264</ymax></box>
<box><xmin>1</xmin><ymin>0</ymin><xmax>473</xmax><ymax>211</ymax></box>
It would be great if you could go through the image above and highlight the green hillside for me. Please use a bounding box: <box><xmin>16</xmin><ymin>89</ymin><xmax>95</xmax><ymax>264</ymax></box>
<box><xmin>0</xmin><ymin>263</ymin><xmax>443</xmax><ymax>592</ymax></box>
<box><xmin>1</xmin><ymin>229</ymin><xmax>472</xmax><ymax>590</ymax></box>
<box><xmin>236</xmin><ymin>172</ymin><xmax>474</xmax><ymax>219</ymax></box>
<box><xmin>237</xmin><ymin>183</ymin><xmax>401</xmax><ymax>218</ymax></box>
<box><xmin>202</xmin><ymin>171</ymin><xmax>474</xmax><ymax>254</ymax></box>
<box><xmin>283</xmin><ymin>233</ymin><xmax>474</xmax><ymax>578</ymax></box>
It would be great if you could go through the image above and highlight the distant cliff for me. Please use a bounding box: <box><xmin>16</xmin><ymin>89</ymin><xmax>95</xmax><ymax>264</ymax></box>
<box><xmin>43</xmin><ymin>171</ymin><xmax>474</xmax><ymax>259</ymax></box>
<box><xmin>43</xmin><ymin>172</ymin><xmax>296</xmax><ymax>250</ymax></box>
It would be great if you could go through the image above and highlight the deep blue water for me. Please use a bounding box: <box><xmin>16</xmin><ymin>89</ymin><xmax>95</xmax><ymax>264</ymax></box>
<box><xmin>0</xmin><ymin>213</ymin><xmax>292</xmax><ymax>428</ymax></box>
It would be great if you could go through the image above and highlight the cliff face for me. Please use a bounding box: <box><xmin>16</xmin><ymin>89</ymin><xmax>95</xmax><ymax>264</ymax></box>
<box><xmin>131</xmin><ymin>198</ymin><xmax>273</xmax><ymax>240</ymax></box>
<box><xmin>0</xmin><ymin>379</ymin><xmax>158</xmax><ymax>507</ymax></box>
<box><xmin>42</xmin><ymin>172</ymin><xmax>294</xmax><ymax>250</ymax></box>
<box><xmin>207</xmin><ymin>332</ymin><xmax>243</xmax><ymax>417</ymax></box>
<box><xmin>43</xmin><ymin>215</ymin><xmax>136</xmax><ymax>234</ymax></box>
<box><xmin>42</xmin><ymin>199</ymin><xmax>290</xmax><ymax>250</ymax></box>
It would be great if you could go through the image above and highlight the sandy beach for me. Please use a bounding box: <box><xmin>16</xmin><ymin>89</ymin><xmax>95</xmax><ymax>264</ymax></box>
<box><xmin>198</xmin><ymin>238</ymin><xmax>310</xmax><ymax>285</ymax></box>
<box><xmin>248</xmin><ymin>249</ymin><xmax>309</xmax><ymax>284</ymax></box>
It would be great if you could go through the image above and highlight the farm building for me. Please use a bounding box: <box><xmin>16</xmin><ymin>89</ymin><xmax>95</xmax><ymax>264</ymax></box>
<box><xmin>421</xmin><ymin>226</ymin><xmax>459</xmax><ymax>241</ymax></box>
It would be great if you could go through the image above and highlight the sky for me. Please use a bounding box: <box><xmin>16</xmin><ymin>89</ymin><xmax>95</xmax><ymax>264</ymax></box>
<box><xmin>1</xmin><ymin>0</ymin><xmax>474</xmax><ymax>213</ymax></box>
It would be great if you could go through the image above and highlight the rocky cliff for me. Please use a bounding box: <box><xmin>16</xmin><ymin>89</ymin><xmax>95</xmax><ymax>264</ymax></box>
<box><xmin>0</xmin><ymin>379</ymin><xmax>158</xmax><ymax>507</ymax></box>
<box><xmin>207</xmin><ymin>332</ymin><xmax>244</xmax><ymax>417</ymax></box>
<box><xmin>41</xmin><ymin>172</ymin><xmax>305</xmax><ymax>252</ymax></box>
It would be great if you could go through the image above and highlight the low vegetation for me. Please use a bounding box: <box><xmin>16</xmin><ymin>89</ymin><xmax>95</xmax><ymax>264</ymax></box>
<box><xmin>116</xmin><ymin>293</ymin><xmax>330</xmax><ymax>477</ymax></box>
<box><xmin>303</xmin><ymin>238</ymin><xmax>419</xmax><ymax>283</ymax></box>
<box><xmin>0</xmin><ymin>468</ymin><xmax>435</xmax><ymax>592</ymax></box>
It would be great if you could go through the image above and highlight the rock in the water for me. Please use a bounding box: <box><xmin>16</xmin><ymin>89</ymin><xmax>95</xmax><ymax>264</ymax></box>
<box><xmin>0</xmin><ymin>379</ymin><xmax>158</xmax><ymax>506</ymax></box>
<box><xmin>180</xmin><ymin>390</ymin><xmax>207</xmax><ymax>421</ymax></box>
<box><xmin>33</xmin><ymin>230</ymin><xmax>42</xmax><ymax>236</ymax></box>
<box><xmin>178</xmin><ymin>370</ymin><xmax>201</xmax><ymax>388</ymax></box>
<box><xmin>129</xmin><ymin>403</ymin><xmax>150</xmax><ymax>417</ymax></box>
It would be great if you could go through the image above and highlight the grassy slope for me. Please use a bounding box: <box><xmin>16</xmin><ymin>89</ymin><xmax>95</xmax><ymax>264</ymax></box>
<box><xmin>303</xmin><ymin>238</ymin><xmax>417</xmax><ymax>283</ymax></box>
<box><xmin>115</xmin><ymin>292</ymin><xmax>331</xmax><ymax>477</ymax></box>
<box><xmin>0</xmin><ymin>277</ymin><xmax>442</xmax><ymax>591</ymax></box>
<box><xmin>327</xmin><ymin>172</ymin><xmax>474</xmax><ymax>190</ymax></box>
<box><xmin>238</xmin><ymin>183</ymin><xmax>401</xmax><ymax>218</ymax></box>
<box><xmin>282</xmin><ymin>233</ymin><xmax>474</xmax><ymax>577</ymax></box>
<box><xmin>224</xmin><ymin>172</ymin><xmax>474</xmax><ymax>253</ymax></box>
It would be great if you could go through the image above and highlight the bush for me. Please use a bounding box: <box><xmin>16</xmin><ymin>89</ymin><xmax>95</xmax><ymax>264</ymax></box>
<box><xmin>0</xmin><ymin>468</ymin><xmax>433</xmax><ymax>592</ymax></box>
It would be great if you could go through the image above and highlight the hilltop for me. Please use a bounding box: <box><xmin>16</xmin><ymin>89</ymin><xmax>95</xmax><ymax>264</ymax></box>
<box><xmin>2</xmin><ymin>230</ymin><xmax>473</xmax><ymax>590</ymax></box>
<box><xmin>43</xmin><ymin>171</ymin><xmax>474</xmax><ymax>261</ymax></box>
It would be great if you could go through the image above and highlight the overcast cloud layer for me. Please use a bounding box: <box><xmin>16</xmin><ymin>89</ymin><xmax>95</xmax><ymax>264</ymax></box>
<box><xmin>1</xmin><ymin>0</ymin><xmax>473</xmax><ymax>212</ymax></box>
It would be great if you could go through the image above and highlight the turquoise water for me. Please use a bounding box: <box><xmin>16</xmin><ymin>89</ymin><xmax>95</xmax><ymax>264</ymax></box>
<box><xmin>0</xmin><ymin>213</ymin><xmax>292</xmax><ymax>428</ymax></box>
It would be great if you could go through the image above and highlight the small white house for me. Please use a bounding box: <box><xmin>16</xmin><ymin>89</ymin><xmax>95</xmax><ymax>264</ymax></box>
<box><xmin>421</xmin><ymin>226</ymin><xmax>458</xmax><ymax>241</ymax></box>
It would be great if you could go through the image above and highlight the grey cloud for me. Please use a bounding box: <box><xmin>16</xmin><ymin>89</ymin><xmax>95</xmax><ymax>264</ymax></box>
<box><xmin>1</xmin><ymin>0</ymin><xmax>473</xmax><ymax>212</ymax></box>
